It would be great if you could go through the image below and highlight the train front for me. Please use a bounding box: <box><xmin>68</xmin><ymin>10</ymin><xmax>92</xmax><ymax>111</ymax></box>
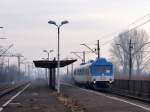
<box><xmin>90</xmin><ymin>58</ymin><xmax>114</xmax><ymax>89</ymax></box>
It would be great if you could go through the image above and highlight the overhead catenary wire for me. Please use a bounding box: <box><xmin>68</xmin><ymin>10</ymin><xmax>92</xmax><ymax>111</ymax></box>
<box><xmin>128</xmin><ymin>13</ymin><xmax>150</xmax><ymax>27</ymax></box>
<box><xmin>71</xmin><ymin>13</ymin><xmax>150</xmax><ymax>60</ymax></box>
<box><xmin>96</xmin><ymin>13</ymin><xmax>150</xmax><ymax>46</ymax></box>
<box><xmin>81</xmin><ymin>13</ymin><xmax>150</xmax><ymax>48</ymax></box>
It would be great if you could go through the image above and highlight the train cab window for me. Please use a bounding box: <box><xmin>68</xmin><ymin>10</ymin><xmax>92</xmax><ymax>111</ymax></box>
<box><xmin>93</xmin><ymin>66</ymin><xmax>112</xmax><ymax>73</ymax></box>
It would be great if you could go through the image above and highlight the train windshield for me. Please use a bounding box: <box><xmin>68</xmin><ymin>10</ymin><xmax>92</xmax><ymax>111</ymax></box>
<box><xmin>92</xmin><ymin>65</ymin><xmax>112</xmax><ymax>74</ymax></box>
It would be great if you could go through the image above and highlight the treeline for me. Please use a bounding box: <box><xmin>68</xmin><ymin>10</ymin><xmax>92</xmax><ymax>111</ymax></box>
<box><xmin>110</xmin><ymin>29</ymin><xmax>150</xmax><ymax>75</ymax></box>
<box><xmin>0</xmin><ymin>64</ymin><xmax>27</xmax><ymax>83</ymax></box>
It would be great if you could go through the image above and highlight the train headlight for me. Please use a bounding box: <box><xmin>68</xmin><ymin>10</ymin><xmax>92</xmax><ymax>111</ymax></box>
<box><xmin>93</xmin><ymin>79</ymin><xmax>96</xmax><ymax>84</ymax></box>
<box><xmin>109</xmin><ymin>78</ymin><xmax>112</xmax><ymax>83</ymax></box>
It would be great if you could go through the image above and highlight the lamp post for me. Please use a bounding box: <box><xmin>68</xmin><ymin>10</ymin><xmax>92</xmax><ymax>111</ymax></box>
<box><xmin>48</xmin><ymin>20</ymin><xmax>69</xmax><ymax>93</ymax></box>
<box><xmin>43</xmin><ymin>50</ymin><xmax>54</xmax><ymax>84</ymax></box>
<box><xmin>43</xmin><ymin>50</ymin><xmax>54</xmax><ymax>60</ymax></box>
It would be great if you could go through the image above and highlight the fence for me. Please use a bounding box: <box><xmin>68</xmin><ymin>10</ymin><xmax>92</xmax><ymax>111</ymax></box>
<box><xmin>112</xmin><ymin>79</ymin><xmax>150</xmax><ymax>99</ymax></box>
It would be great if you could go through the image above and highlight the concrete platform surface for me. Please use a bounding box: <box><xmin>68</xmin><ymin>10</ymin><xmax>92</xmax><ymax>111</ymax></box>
<box><xmin>2</xmin><ymin>80</ymin><xmax>67</xmax><ymax>112</ymax></box>
<box><xmin>61</xmin><ymin>83</ymin><xmax>150</xmax><ymax>112</ymax></box>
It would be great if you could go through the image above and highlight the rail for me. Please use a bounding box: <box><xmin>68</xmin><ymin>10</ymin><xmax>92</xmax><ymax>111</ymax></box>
<box><xmin>0</xmin><ymin>82</ymin><xmax>28</xmax><ymax>98</ymax></box>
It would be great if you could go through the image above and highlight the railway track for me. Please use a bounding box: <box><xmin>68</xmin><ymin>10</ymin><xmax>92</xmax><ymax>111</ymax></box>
<box><xmin>0</xmin><ymin>83</ymin><xmax>28</xmax><ymax>98</ymax></box>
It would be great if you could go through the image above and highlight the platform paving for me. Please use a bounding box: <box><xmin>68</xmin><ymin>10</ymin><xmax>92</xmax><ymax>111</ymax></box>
<box><xmin>61</xmin><ymin>84</ymin><xmax>150</xmax><ymax>112</ymax></box>
<box><xmin>2</xmin><ymin>80</ymin><xmax>68</xmax><ymax>112</ymax></box>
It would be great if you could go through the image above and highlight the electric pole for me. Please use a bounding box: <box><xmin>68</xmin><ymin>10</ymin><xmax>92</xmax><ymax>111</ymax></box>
<box><xmin>83</xmin><ymin>51</ymin><xmax>85</xmax><ymax>63</ymax></box>
<box><xmin>7</xmin><ymin>58</ymin><xmax>9</xmax><ymax>72</ymax></box>
<box><xmin>97</xmin><ymin>40</ymin><xmax>100</xmax><ymax>58</ymax></box>
<box><xmin>27</xmin><ymin>63</ymin><xmax>30</xmax><ymax>81</ymax></box>
<box><xmin>71</xmin><ymin>51</ymin><xmax>87</xmax><ymax>63</ymax></box>
<box><xmin>18</xmin><ymin>56</ymin><xmax>21</xmax><ymax>74</ymax></box>
<box><xmin>129</xmin><ymin>39</ymin><xmax>133</xmax><ymax>81</ymax></box>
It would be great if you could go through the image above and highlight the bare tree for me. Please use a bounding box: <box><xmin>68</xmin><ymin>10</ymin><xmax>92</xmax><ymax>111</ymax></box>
<box><xmin>110</xmin><ymin>29</ymin><xmax>150</xmax><ymax>75</ymax></box>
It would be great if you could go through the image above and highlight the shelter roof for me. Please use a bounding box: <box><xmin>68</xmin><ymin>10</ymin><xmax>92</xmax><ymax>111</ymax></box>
<box><xmin>33</xmin><ymin>59</ymin><xmax>77</xmax><ymax>68</ymax></box>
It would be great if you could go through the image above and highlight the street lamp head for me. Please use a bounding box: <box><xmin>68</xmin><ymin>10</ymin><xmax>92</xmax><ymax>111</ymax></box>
<box><xmin>0</xmin><ymin>27</ymin><xmax>4</xmax><ymax>29</ymax></box>
<box><xmin>0</xmin><ymin>38</ymin><xmax>7</xmax><ymax>39</ymax></box>
<box><xmin>43</xmin><ymin>50</ymin><xmax>47</xmax><ymax>53</ymax></box>
<box><xmin>43</xmin><ymin>49</ymin><xmax>54</xmax><ymax>53</ymax></box>
<box><xmin>50</xmin><ymin>49</ymin><xmax>54</xmax><ymax>52</ymax></box>
<box><xmin>80</xmin><ymin>43</ymin><xmax>85</xmax><ymax>46</ymax></box>
<box><xmin>61</xmin><ymin>20</ymin><xmax>69</xmax><ymax>25</ymax></box>
<box><xmin>48</xmin><ymin>20</ymin><xmax>56</xmax><ymax>25</ymax></box>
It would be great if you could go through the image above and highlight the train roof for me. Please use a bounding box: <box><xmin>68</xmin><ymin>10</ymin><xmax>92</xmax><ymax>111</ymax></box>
<box><xmin>74</xmin><ymin>58</ymin><xmax>113</xmax><ymax>70</ymax></box>
<box><xmin>91</xmin><ymin>58</ymin><xmax>113</xmax><ymax>66</ymax></box>
<box><xmin>79</xmin><ymin>58</ymin><xmax>112</xmax><ymax>67</ymax></box>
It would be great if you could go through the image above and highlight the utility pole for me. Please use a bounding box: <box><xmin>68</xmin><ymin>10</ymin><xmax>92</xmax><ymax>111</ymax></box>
<box><xmin>71</xmin><ymin>51</ymin><xmax>86</xmax><ymax>63</ymax></box>
<box><xmin>18</xmin><ymin>56</ymin><xmax>21</xmax><ymax>74</ymax></box>
<box><xmin>71</xmin><ymin>63</ymin><xmax>73</xmax><ymax>76</ymax></box>
<box><xmin>129</xmin><ymin>39</ymin><xmax>133</xmax><ymax>80</ymax></box>
<box><xmin>83</xmin><ymin>51</ymin><xmax>85</xmax><ymax>63</ymax></box>
<box><xmin>97</xmin><ymin>40</ymin><xmax>100</xmax><ymax>58</ymax></box>
<box><xmin>7</xmin><ymin>58</ymin><xmax>9</xmax><ymax>72</ymax></box>
<box><xmin>24</xmin><ymin>63</ymin><xmax>27</xmax><ymax>78</ymax></box>
<box><xmin>81</xmin><ymin>40</ymin><xmax>100</xmax><ymax>59</ymax></box>
<box><xmin>1</xmin><ymin>53</ymin><xmax>23</xmax><ymax>75</ymax></box>
<box><xmin>27</xmin><ymin>63</ymin><xmax>30</xmax><ymax>81</ymax></box>
<box><xmin>116</xmin><ymin>39</ymin><xmax>134</xmax><ymax>80</ymax></box>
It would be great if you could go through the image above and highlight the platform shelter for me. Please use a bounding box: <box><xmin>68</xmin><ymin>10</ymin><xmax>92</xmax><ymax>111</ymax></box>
<box><xmin>33</xmin><ymin>58</ymin><xmax>77</xmax><ymax>89</ymax></box>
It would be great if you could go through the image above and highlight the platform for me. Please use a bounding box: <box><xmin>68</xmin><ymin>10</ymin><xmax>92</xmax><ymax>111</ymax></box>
<box><xmin>2</xmin><ymin>80</ymin><xmax>67</xmax><ymax>112</ymax></box>
<box><xmin>60</xmin><ymin>83</ymin><xmax>150</xmax><ymax>112</ymax></box>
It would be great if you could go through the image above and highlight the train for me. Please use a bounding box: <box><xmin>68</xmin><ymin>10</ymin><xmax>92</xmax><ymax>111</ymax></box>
<box><xmin>73</xmin><ymin>58</ymin><xmax>114</xmax><ymax>90</ymax></box>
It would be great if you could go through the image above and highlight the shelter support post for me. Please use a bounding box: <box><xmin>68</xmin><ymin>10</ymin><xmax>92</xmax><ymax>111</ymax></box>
<box><xmin>48</xmin><ymin>68</ymin><xmax>56</xmax><ymax>90</ymax></box>
<box><xmin>52</xmin><ymin>68</ymin><xmax>56</xmax><ymax>90</ymax></box>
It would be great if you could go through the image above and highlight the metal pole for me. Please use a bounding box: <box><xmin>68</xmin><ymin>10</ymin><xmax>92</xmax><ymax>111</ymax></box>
<box><xmin>45</xmin><ymin>68</ymin><xmax>47</xmax><ymax>80</ymax></box>
<box><xmin>18</xmin><ymin>56</ymin><xmax>21</xmax><ymax>74</ymax></box>
<box><xmin>48</xmin><ymin>20</ymin><xmax>68</xmax><ymax>93</ymax></box>
<box><xmin>97</xmin><ymin>40</ymin><xmax>100</xmax><ymax>58</ymax></box>
<box><xmin>57</xmin><ymin>26</ymin><xmax>60</xmax><ymax>93</ymax></box>
<box><xmin>24</xmin><ymin>63</ymin><xmax>27</xmax><ymax>80</ymax></box>
<box><xmin>67</xmin><ymin>65</ymin><xmax>69</xmax><ymax>76</ymax></box>
<box><xmin>83</xmin><ymin>51</ymin><xmax>85</xmax><ymax>63</ymax></box>
<box><xmin>28</xmin><ymin>64</ymin><xmax>30</xmax><ymax>81</ymax></box>
<box><xmin>129</xmin><ymin>39</ymin><xmax>132</xmax><ymax>80</ymax></box>
<box><xmin>7</xmin><ymin>58</ymin><xmax>9</xmax><ymax>72</ymax></box>
<box><xmin>71</xmin><ymin>63</ymin><xmax>74</xmax><ymax>80</ymax></box>
<box><xmin>47</xmin><ymin>52</ymin><xmax>49</xmax><ymax>82</ymax></box>
<box><xmin>48</xmin><ymin>52</ymin><xmax>50</xmax><ymax>60</ymax></box>
<box><xmin>128</xmin><ymin>39</ymin><xmax>133</xmax><ymax>91</ymax></box>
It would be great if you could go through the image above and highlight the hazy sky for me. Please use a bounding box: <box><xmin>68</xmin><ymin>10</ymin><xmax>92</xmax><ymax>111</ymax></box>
<box><xmin>0</xmin><ymin>0</ymin><xmax>150</xmax><ymax>63</ymax></box>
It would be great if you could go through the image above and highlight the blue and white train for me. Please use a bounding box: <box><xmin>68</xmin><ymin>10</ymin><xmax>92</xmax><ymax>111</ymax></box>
<box><xmin>73</xmin><ymin>58</ymin><xmax>114</xmax><ymax>90</ymax></box>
